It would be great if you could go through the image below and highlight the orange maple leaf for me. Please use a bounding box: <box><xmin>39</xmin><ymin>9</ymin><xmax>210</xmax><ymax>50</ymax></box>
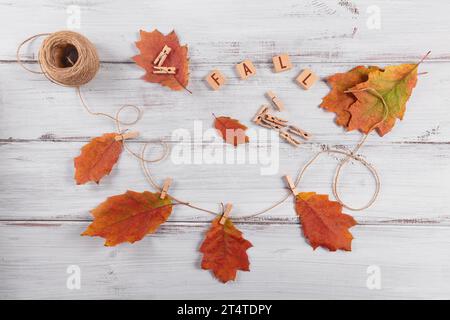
<box><xmin>295</xmin><ymin>192</ymin><xmax>356</xmax><ymax>251</ymax></box>
<box><xmin>347</xmin><ymin>64</ymin><xmax>418</xmax><ymax>136</ymax></box>
<box><xmin>320</xmin><ymin>66</ymin><xmax>380</xmax><ymax>128</ymax></box>
<box><xmin>133</xmin><ymin>29</ymin><xmax>189</xmax><ymax>91</ymax></box>
<box><xmin>200</xmin><ymin>217</ymin><xmax>252</xmax><ymax>283</ymax></box>
<box><xmin>82</xmin><ymin>190</ymin><xmax>172</xmax><ymax>246</ymax></box>
<box><xmin>74</xmin><ymin>133</ymin><xmax>123</xmax><ymax>185</ymax></box>
<box><xmin>214</xmin><ymin>115</ymin><xmax>249</xmax><ymax>146</ymax></box>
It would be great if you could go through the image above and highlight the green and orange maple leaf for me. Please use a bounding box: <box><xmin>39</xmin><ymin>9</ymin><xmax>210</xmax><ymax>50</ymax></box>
<box><xmin>82</xmin><ymin>190</ymin><xmax>172</xmax><ymax>246</ymax></box>
<box><xmin>320</xmin><ymin>66</ymin><xmax>380</xmax><ymax>128</ymax></box>
<box><xmin>347</xmin><ymin>64</ymin><xmax>418</xmax><ymax>136</ymax></box>
<box><xmin>200</xmin><ymin>217</ymin><xmax>252</xmax><ymax>283</ymax></box>
<box><xmin>321</xmin><ymin>61</ymin><xmax>423</xmax><ymax>136</ymax></box>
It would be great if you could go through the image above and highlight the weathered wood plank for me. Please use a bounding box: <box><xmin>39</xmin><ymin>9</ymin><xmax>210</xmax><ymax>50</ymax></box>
<box><xmin>1</xmin><ymin>221</ymin><xmax>449</xmax><ymax>299</ymax></box>
<box><xmin>0</xmin><ymin>62</ymin><xmax>445</xmax><ymax>143</ymax></box>
<box><xmin>2</xmin><ymin>0</ymin><xmax>450</xmax><ymax>63</ymax></box>
<box><xmin>1</xmin><ymin>141</ymin><xmax>449</xmax><ymax>224</ymax></box>
<box><xmin>1</xmin><ymin>0</ymin><xmax>450</xmax><ymax>301</ymax></box>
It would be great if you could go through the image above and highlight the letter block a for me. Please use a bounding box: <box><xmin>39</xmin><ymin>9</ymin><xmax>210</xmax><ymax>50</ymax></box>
<box><xmin>236</xmin><ymin>59</ymin><xmax>257</xmax><ymax>80</ymax></box>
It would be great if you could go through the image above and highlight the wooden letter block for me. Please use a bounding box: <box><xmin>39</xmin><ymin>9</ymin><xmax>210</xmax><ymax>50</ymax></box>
<box><xmin>205</xmin><ymin>70</ymin><xmax>226</xmax><ymax>90</ymax></box>
<box><xmin>236</xmin><ymin>59</ymin><xmax>256</xmax><ymax>80</ymax></box>
<box><xmin>272</xmin><ymin>54</ymin><xmax>292</xmax><ymax>73</ymax></box>
<box><xmin>296</xmin><ymin>68</ymin><xmax>318</xmax><ymax>89</ymax></box>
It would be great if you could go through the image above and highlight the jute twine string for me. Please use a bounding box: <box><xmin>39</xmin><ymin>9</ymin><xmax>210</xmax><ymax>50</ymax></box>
<box><xmin>17</xmin><ymin>31</ymin><xmax>388</xmax><ymax>220</ymax></box>
<box><xmin>17</xmin><ymin>31</ymin><xmax>100</xmax><ymax>86</ymax></box>
<box><xmin>76</xmin><ymin>87</ymin><xmax>169</xmax><ymax>164</ymax></box>
<box><xmin>140</xmin><ymin>131</ymin><xmax>381</xmax><ymax>219</ymax></box>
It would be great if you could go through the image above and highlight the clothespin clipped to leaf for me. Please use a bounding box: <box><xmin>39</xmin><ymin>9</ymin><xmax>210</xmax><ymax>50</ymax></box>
<box><xmin>115</xmin><ymin>131</ymin><xmax>140</xmax><ymax>141</ymax></box>
<box><xmin>219</xmin><ymin>203</ymin><xmax>233</xmax><ymax>225</ymax></box>
<box><xmin>160</xmin><ymin>178</ymin><xmax>173</xmax><ymax>199</ymax></box>
<box><xmin>153</xmin><ymin>45</ymin><xmax>172</xmax><ymax>66</ymax></box>
<box><xmin>284</xmin><ymin>175</ymin><xmax>299</xmax><ymax>196</ymax></box>
<box><xmin>153</xmin><ymin>66</ymin><xmax>177</xmax><ymax>74</ymax></box>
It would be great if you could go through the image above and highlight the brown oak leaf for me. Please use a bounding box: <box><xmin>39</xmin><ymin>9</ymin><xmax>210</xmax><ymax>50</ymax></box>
<box><xmin>74</xmin><ymin>133</ymin><xmax>123</xmax><ymax>185</ymax></box>
<box><xmin>200</xmin><ymin>217</ymin><xmax>252</xmax><ymax>283</ymax></box>
<box><xmin>82</xmin><ymin>190</ymin><xmax>172</xmax><ymax>246</ymax></box>
<box><xmin>295</xmin><ymin>192</ymin><xmax>356</xmax><ymax>251</ymax></box>
<box><xmin>214</xmin><ymin>115</ymin><xmax>249</xmax><ymax>146</ymax></box>
<box><xmin>133</xmin><ymin>29</ymin><xmax>189</xmax><ymax>91</ymax></box>
<box><xmin>320</xmin><ymin>66</ymin><xmax>380</xmax><ymax>128</ymax></box>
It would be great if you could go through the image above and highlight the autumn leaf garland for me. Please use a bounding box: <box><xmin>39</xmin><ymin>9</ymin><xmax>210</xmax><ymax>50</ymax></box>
<box><xmin>81</xmin><ymin>190</ymin><xmax>253</xmax><ymax>282</ymax></box>
<box><xmin>73</xmin><ymin>30</ymin><xmax>426</xmax><ymax>283</ymax></box>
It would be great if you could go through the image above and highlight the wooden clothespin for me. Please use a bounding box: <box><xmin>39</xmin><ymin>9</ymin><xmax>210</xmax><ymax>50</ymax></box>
<box><xmin>115</xmin><ymin>131</ymin><xmax>139</xmax><ymax>141</ymax></box>
<box><xmin>252</xmin><ymin>105</ymin><xmax>269</xmax><ymax>123</ymax></box>
<box><xmin>160</xmin><ymin>178</ymin><xmax>172</xmax><ymax>199</ymax></box>
<box><xmin>264</xmin><ymin>114</ymin><xmax>288</xmax><ymax>126</ymax></box>
<box><xmin>160</xmin><ymin>178</ymin><xmax>173</xmax><ymax>199</ymax></box>
<box><xmin>288</xmin><ymin>125</ymin><xmax>311</xmax><ymax>140</ymax></box>
<box><xmin>253</xmin><ymin>106</ymin><xmax>274</xmax><ymax>129</ymax></box>
<box><xmin>266</xmin><ymin>91</ymin><xmax>284</xmax><ymax>111</ymax></box>
<box><xmin>257</xmin><ymin>121</ymin><xmax>274</xmax><ymax>129</ymax></box>
<box><xmin>262</xmin><ymin>117</ymin><xmax>283</xmax><ymax>130</ymax></box>
<box><xmin>279</xmin><ymin>130</ymin><xmax>301</xmax><ymax>146</ymax></box>
<box><xmin>153</xmin><ymin>66</ymin><xmax>176</xmax><ymax>74</ymax></box>
<box><xmin>284</xmin><ymin>175</ymin><xmax>299</xmax><ymax>196</ymax></box>
<box><xmin>219</xmin><ymin>203</ymin><xmax>233</xmax><ymax>225</ymax></box>
<box><xmin>153</xmin><ymin>45</ymin><xmax>172</xmax><ymax>66</ymax></box>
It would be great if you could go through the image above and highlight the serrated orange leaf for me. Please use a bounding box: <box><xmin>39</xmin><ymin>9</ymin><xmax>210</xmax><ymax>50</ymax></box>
<box><xmin>321</xmin><ymin>66</ymin><xmax>380</xmax><ymax>128</ymax></box>
<box><xmin>74</xmin><ymin>133</ymin><xmax>123</xmax><ymax>185</ymax></box>
<box><xmin>200</xmin><ymin>217</ymin><xmax>252</xmax><ymax>283</ymax></box>
<box><xmin>347</xmin><ymin>63</ymin><xmax>418</xmax><ymax>136</ymax></box>
<box><xmin>214</xmin><ymin>115</ymin><xmax>249</xmax><ymax>146</ymax></box>
<box><xmin>82</xmin><ymin>190</ymin><xmax>172</xmax><ymax>246</ymax></box>
<box><xmin>133</xmin><ymin>29</ymin><xmax>189</xmax><ymax>91</ymax></box>
<box><xmin>295</xmin><ymin>192</ymin><xmax>356</xmax><ymax>251</ymax></box>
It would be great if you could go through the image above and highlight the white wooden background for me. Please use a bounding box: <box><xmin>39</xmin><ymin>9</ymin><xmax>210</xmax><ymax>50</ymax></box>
<box><xmin>1</xmin><ymin>0</ymin><xmax>450</xmax><ymax>299</ymax></box>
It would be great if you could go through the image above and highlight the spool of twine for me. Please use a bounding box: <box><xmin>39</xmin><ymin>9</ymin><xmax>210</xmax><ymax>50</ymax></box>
<box><xmin>19</xmin><ymin>30</ymin><xmax>100</xmax><ymax>87</ymax></box>
<box><xmin>39</xmin><ymin>31</ymin><xmax>99</xmax><ymax>86</ymax></box>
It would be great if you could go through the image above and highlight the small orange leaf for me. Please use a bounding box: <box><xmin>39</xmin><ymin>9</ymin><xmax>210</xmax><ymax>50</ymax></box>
<box><xmin>200</xmin><ymin>217</ymin><xmax>252</xmax><ymax>283</ymax></box>
<box><xmin>82</xmin><ymin>190</ymin><xmax>172</xmax><ymax>246</ymax></box>
<box><xmin>74</xmin><ymin>133</ymin><xmax>123</xmax><ymax>185</ymax></box>
<box><xmin>133</xmin><ymin>29</ymin><xmax>189</xmax><ymax>91</ymax></box>
<box><xmin>320</xmin><ymin>66</ymin><xmax>380</xmax><ymax>128</ymax></box>
<box><xmin>295</xmin><ymin>192</ymin><xmax>356</xmax><ymax>251</ymax></box>
<box><xmin>214</xmin><ymin>115</ymin><xmax>249</xmax><ymax>146</ymax></box>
